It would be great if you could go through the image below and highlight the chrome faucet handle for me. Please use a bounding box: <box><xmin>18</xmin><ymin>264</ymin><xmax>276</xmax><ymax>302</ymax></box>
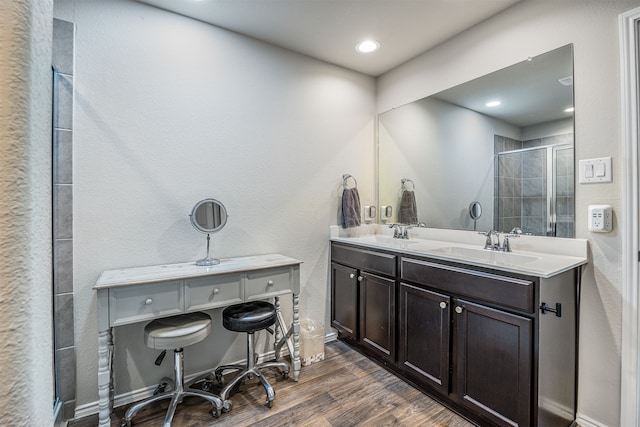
<box><xmin>480</xmin><ymin>230</ymin><xmax>499</xmax><ymax>250</ymax></box>
<box><xmin>501</xmin><ymin>236</ymin><xmax>511</xmax><ymax>252</ymax></box>
<box><xmin>389</xmin><ymin>223</ymin><xmax>401</xmax><ymax>238</ymax></box>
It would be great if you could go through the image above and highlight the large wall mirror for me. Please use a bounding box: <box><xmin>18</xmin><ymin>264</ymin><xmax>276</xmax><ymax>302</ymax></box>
<box><xmin>378</xmin><ymin>44</ymin><xmax>574</xmax><ymax>237</ymax></box>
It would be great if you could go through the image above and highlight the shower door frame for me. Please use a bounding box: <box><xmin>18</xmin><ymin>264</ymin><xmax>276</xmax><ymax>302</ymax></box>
<box><xmin>496</xmin><ymin>143</ymin><xmax>574</xmax><ymax>237</ymax></box>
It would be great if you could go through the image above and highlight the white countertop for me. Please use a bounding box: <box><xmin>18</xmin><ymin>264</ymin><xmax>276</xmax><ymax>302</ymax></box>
<box><xmin>94</xmin><ymin>253</ymin><xmax>302</xmax><ymax>289</ymax></box>
<box><xmin>330</xmin><ymin>226</ymin><xmax>588</xmax><ymax>278</ymax></box>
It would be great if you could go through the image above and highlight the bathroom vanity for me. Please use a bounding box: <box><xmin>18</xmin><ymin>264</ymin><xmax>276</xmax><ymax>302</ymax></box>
<box><xmin>330</xmin><ymin>230</ymin><xmax>587</xmax><ymax>427</ymax></box>
<box><xmin>93</xmin><ymin>254</ymin><xmax>301</xmax><ymax>427</ymax></box>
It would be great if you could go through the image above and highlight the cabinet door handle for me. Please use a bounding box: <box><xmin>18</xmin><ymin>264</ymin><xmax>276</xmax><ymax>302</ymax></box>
<box><xmin>439</xmin><ymin>301</ymin><xmax>447</xmax><ymax>309</ymax></box>
<box><xmin>267</xmin><ymin>280</ymin><xmax>274</xmax><ymax>286</ymax></box>
<box><xmin>144</xmin><ymin>298</ymin><xmax>153</xmax><ymax>305</ymax></box>
<box><xmin>455</xmin><ymin>306</ymin><xmax>463</xmax><ymax>314</ymax></box>
<box><xmin>349</xmin><ymin>273</ymin><xmax>355</xmax><ymax>279</ymax></box>
<box><xmin>212</xmin><ymin>288</ymin><xmax>220</xmax><ymax>294</ymax></box>
<box><xmin>358</xmin><ymin>276</ymin><xmax>364</xmax><ymax>282</ymax></box>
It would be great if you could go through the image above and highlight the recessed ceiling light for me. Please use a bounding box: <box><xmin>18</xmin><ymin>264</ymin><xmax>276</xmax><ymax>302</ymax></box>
<box><xmin>356</xmin><ymin>40</ymin><xmax>380</xmax><ymax>54</ymax></box>
<box><xmin>558</xmin><ymin>76</ymin><xmax>573</xmax><ymax>86</ymax></box>
<box><xmin>564</xmin><ymin>107</ymin><xmax>575</xmax><ymax>113</ymax></box>
<box><xmin>486</xmin><ymin>100</ymin><xmax>501</xmax><ymax>107</ymax></box>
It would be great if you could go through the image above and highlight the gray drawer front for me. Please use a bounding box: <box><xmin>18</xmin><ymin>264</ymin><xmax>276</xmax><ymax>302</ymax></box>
<box><xmin>246</xmin><ymin>267</ymin><xmax>293</xmax><ymax>300</ymax></box>
<box><xmin>109</xmin><ymin>280</ymin><xmax>183</xmax><ymax>326</ymax></box>
<box><xmin>331</xmin><ymin>243</ymin><xmax>396</xmax><ymax>277</ymax></box>
<box><xmin>185</xmin><ymin>273</ymin><xmax>242</xmax><ymax>311</ymax></box>
<box><xmin>401</xmin><ymin>257</ymin><xmax>534</xmax><ymax>313</ymax></box>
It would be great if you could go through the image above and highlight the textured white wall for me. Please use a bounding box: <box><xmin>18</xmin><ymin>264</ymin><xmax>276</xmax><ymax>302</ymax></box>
<box><xmin>53</xmin><ymin>0</ymin><xmax>375</xmax><ymax>408</ymax></box>
<box><xmin>0</xmin><ymin>0</ymin><xmax>54</xmax><ymax>425</ymax></box>
<box><xmin>377</xmin><ymin>2</ymin><xmax>640</xmax><ymax>426</ymax></box>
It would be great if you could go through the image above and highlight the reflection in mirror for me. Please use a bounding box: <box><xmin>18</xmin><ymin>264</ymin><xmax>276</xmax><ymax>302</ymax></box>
<box><xmin>378</xmin><ymin>44</ymin><xmax>574</xmax><ymax>237</ymax></box>
<box><xmin>469</xmin><ymin>201</ymin><xmax>482</xmax><ymax>231</ymax></box>
<box><xmin>190</xmin><ymin>199</ymin><xmax>228</xmax><ymax>266</ymax></box>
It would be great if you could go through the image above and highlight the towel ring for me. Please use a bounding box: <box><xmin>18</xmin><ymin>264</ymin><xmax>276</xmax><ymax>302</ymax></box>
<box><xmin>342</xmin><ymin>174</ymin><xmax>358</xmax><ymax>189</ymax></box>
<box><xmin>401</xmin><ymin>178</ymin><xmax>415</xmax><ymax>191</ymax></box>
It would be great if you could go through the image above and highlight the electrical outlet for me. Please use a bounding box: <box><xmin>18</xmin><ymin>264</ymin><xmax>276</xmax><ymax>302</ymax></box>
<box><xmin>588</xmin><ymin>204</ymin><xmax>612</xmax><ymax>232</ymax></box>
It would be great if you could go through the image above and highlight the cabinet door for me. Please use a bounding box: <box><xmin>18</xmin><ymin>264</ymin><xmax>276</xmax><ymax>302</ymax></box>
<box><xmin>398</xmin><ymin>283</ymin><xmax>450</xmax><ymax>395</ymax></box>
<box><xmin>331</xmin><ymin>262</ymin><xmax>358</xmax><ymax>339</ymax></box>
<box><xmin>455</xmin><ymin>299</ymin><xmax>532</xmax><ymax>427</ymax></box>
<box><xmin>359</xmin><ymin>272</ymin><xmax>395</xmax><ymax>362</ymax></box>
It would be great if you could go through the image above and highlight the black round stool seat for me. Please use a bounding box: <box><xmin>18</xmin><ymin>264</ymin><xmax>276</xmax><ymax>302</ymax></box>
<box><xmin>222</xmin><ymin>301</ymin><xmax>277</xmax><ymax>333</ymax></box>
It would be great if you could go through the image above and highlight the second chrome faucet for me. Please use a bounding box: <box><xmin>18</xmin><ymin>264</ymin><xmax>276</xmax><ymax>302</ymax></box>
<box><xmin>481</xmin><ymin>230</ymin><xmax>518</xmax><ymax>252</ymax></box>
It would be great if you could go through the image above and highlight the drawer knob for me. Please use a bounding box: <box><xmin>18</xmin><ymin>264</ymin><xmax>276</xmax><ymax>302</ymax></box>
<box><xmin>349</xmin><ymin>273</ymin><xmax>355</xmax><ymax>279</ymax></box>
<box><xmin>212</xmin><ymin>288</ymin><xmax>220</xmax><ymax>294</ymax></box>
<box><xmin>267</xmin><ymin>280</ymin><xmax>274</xmax><ymax>286</ymax></box>
<box><xmin>144</xmin><ymin>298</ymin><xmax>153</xmax><ymax>305</ymax></box>
<box><xmin>455</xmin><ymin>306</ymin><xmax>463</xmax><ymax>314</ymax></box>
<box><xmin>358</xmin><ymin>276</ymin><xmax>364</xmax><ymax>282</ymax></box>
<box><xmin>439</xmin><ymin>301</ymin><xmax>447</xmax><ymax>309</ymax></box>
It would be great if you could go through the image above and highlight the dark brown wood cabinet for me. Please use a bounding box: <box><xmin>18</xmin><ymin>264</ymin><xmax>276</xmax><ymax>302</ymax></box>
<box><xmin>330</xmin><ymin>262</ymin><xmax>358</xmax><ymax>339</ymax></box>
<box><xmin>330</xmin><ymin>241</ymin><xmax>578</xmax><ymax>427</ymax></box>
<box><xmin>330</xmin><ymin>243</ymin><xmax>397</xmax><ymax>363</ymax></box>
<box><xmin>454</xmin><ymin>299</ymin><xmax>532</xmax><ymax>427</ymax></box>
<box><xmin>359</xmin><ymin>272</ymin><xmax>395</xmax><ymax>362</ymax></box>
<box><xmin>398</xmin><ymin>282</ymin><xmax>451</xmax><ymax>395</ymax></box>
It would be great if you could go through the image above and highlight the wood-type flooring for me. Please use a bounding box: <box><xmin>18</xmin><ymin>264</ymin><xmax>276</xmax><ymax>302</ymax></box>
<box><xmin>70</xmin><ymin>340</ymin><xmax>474</xmax><ymax>427</ymax></box>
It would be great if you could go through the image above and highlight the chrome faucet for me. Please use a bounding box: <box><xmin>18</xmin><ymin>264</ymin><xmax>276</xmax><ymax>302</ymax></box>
<box><xmin>482</xmin><ymin>230</ymin><xmax>500</xmax><ymax>250</ymax></box>
<box><xmin>389</xmin><ymin>224</ymin><xmax>412</xmax><ymax>239</ymax></box>
<box><xmin>480</xmin><ymin>230</ymin><xmax>518</xmax><ymax>252</ymax></box>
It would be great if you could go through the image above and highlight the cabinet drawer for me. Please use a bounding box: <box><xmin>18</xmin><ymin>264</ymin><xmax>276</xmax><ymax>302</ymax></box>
<box><xmin>185</xmin><ymin>273</ymin><xmax>242</xmax><ymax>311</ymax></box>
<box><xmin>401</xmin><ymin>257</ymin><xmax>535</xmax><ymax>313</ymax></box>
<box><xmin>245</xmin><ymin>267</ymin><xmax>293</xmax><ymax>300</ymax></box>
<box><xmin>109</xmin><ymin>280</ymin><xmax>183</xmax><ymax>326</ymax></box>
<box><xmin>331</xmin><ymin>243</ymin><xmax>396</xmax><ymax>277</ymax></box>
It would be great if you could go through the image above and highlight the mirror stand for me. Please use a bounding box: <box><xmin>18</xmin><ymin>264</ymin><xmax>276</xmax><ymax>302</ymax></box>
<box><xmin>196</xmin><ymin>233</ymin><xmax>220</xmax><ymax>266</ymax></box>
<box><xmin>190</xmin><ymin>198</ymin><xmax>228</xmax><ymax>267</ymax></box>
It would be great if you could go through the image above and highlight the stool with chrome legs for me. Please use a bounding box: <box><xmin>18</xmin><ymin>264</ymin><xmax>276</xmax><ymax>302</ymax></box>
<box><xmin>215</xmin><ymin>301</ymin><xmax>290</xmax><ymax>411</ymax></box>
<box><xmin>121</xmin><ymin>311</ymin><xmax>223</xmax><ymax>427</ymax></box>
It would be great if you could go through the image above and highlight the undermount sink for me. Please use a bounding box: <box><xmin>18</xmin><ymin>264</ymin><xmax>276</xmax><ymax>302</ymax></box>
<box><xmin>351</xmin><ymin>235</ymin><xmax>419</xmax><ymax>245</ymax></box>
<box><xmin>429</xmin><ymin>246</ymin><xmax>539</xmax><ymax>266</ymax></box>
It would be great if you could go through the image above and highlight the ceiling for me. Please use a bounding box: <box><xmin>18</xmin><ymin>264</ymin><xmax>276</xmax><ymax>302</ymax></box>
<box><xmin>433</xmin><ymin>44</ymin><xmax>574</xmax><ymax>127</ymax></box>
<box><xmin>135</xmin><ymin>0</ymin><xmax>521</xmax><ymax>77</ymax></box>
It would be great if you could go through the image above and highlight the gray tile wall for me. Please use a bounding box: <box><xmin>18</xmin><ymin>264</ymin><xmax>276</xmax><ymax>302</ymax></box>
<box><xmin>494</xmin><ymin>136</ymin><xmax>523</xmax><ymax>232</ymax></box>
<box><xmin>52</xmin><ymin>18</ymin><xmax>76</xmax><ymax>421</ymax></box>
<box><xmin>555</xmin><ymin>146</ymin><xmax>575</xmax><ymax>238</ymax></box>
<box><xmin>494</xmin><ymin>133</ymin><xmax>574</xmax><ymax>237</ymax></box>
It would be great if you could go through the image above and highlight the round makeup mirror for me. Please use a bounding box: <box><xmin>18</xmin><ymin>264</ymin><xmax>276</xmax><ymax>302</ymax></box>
<box><xmin>468</xmin><ymin>201</ymin><xmax>482</xmax><ymax>231</ymax></box>
<box><xmin>190</xmin><ymin>199</ymin><xmax>228</xmax><ymax>266</ymax></box>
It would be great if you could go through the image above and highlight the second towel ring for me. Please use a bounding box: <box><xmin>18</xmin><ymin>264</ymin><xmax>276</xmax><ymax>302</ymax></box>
<box><xmin>343</xmin><ymin>174</ymin><xmax>358</xmax><ymax>189</ymax></box>
<box><xmin>402</xmin><ymin>178</ymin><xmax>415</xmax><ymax>191</ymax></box>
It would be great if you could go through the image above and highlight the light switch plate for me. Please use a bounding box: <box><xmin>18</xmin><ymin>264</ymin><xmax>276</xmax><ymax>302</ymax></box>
<box><xmin>579</xmin><ymin>157</ymin><xmax>612</xmax><ymax>183</ymax></box>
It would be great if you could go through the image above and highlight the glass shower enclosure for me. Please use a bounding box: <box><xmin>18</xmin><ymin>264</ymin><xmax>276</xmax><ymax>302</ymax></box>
<box><xmin>494</xmin><ymin>144</ymin><xmax>574</xmax><ymax>237</ymax></box>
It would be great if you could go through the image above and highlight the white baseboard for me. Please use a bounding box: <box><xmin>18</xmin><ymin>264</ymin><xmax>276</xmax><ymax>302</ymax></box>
<box><xmin>575</xmin><ymin>412</ymin><xmax>609</xmax><ymax>427</ymax></box>
<box><xmin>74</xmin><ymin>332</ymin><xmax>337</xmax><ymax>421</ymax></box>
<box><xmin>325</xmin><ymin>330</ymin><xmax>337</xmax><ymax>342</ymax></box>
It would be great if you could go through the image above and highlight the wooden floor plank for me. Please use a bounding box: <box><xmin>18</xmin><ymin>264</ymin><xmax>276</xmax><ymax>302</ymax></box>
<box><xmin>69</xmin><ymin>340</ymin><xmax>475</xmax><ymax>427</ymax></box>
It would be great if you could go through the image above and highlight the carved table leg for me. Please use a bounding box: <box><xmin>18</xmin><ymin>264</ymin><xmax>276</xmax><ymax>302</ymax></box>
<box><xmin>97</xmin><ymin>328</ymin><xmax>113</xmax><ymax>427</ymax></box>
<box><xmin>274</xmin><ymin>296</ymin><xmax>282</xmax><ymax>358</ymax></box>
<box><xmin>292</xmin><ymin>292</ymin><xmax>301</xmax><ymax>381</ymax></box>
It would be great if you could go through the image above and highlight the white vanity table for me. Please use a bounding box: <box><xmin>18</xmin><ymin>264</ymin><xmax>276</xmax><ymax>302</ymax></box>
<box><xmin>93</xmin><ymin>253</ymin><xmax>302</xmax><ymax>427</ymax></box>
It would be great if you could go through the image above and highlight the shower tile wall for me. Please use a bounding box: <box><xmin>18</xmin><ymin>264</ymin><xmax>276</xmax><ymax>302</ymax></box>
<box><xmin>520</xmin><ymin>147</ymin><xmax>547</xmax><ymax>235</ymax></box>
<box><xmin>53</xmin><ymin>18</ymin><xmax>76</xmax><ymax>421</ymax></box>
<box><xmin>494</xmin><ymin>135</ymin><xmax>523</xmax><ymax>233</ymax></box>
<box><xmin>555</xmin><ymin>147</ymin><xmax>575</xmax><ymax>238</ymax></box>
<box><xmin>494</xmin><ymin>133</ymin><xmax>574</xmax><ymax>237</ymax></box>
